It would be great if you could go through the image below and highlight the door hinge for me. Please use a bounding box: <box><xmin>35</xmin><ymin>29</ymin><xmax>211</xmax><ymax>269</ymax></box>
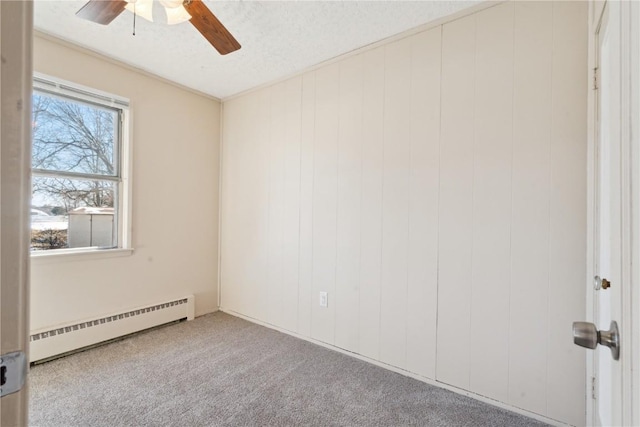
<box><xmin>592</xmin><ymin>376</ymin><xmax>597</xmax><ymax>399</ymax></box>
<box><xmin>593</xmin><ymin>67</ymin><xmax>599</xmax><ymax>91</ymax></box>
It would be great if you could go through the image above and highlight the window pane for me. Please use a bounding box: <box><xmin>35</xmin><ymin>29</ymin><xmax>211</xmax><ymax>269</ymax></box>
<box><xmin>32</xmin><ymin>92</ymin><xmax>118</xmax><ymax>176</ymax></box>
<box><xmin>31</xmin><ymin>177</ymin><xmax>117</xmax><ymax>251</ymax></box>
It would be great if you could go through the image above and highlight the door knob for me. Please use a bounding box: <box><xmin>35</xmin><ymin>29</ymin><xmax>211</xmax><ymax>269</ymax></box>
<box><xmin>572</xmin><ymin>320</ymin><xmax>620</xmax><ymax>360</ymax></box>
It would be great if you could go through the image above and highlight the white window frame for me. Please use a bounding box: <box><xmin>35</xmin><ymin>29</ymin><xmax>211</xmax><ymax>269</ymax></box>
<box><xmin>30</xmin><ymin>73</ymin><xmax>133</xmax><ymax>261</ymax></box>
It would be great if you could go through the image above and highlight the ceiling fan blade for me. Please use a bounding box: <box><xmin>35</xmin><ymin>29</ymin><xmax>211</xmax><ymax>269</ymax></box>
<box><xmin>76</xmin><ymin>0</ymin><xmax>127</xmax><ymax>25</ymax></box>
<box><xmin>184</xmin><ymin>0</ymin><xmax>241</xmax><ymax>55</ymax></box>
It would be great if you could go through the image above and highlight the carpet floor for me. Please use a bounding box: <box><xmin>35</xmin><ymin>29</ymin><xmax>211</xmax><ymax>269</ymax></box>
<box><xmin>29</xmin><ymin>312</ymin><xmax>547</xmax><ymax>427</ymax></box>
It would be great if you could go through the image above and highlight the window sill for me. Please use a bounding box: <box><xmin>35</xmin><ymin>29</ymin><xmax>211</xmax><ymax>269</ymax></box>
<box><xmin>30</xmin><ymin>247</ymin><xmax>134</xmax><ymax>264</ymax></box>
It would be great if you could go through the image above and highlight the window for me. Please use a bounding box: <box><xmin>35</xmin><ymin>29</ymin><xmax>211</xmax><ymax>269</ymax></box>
<box><xmin>31</xmin><ymin>75</ymin><xmax>130</xmax><ymax>254</ymax></box>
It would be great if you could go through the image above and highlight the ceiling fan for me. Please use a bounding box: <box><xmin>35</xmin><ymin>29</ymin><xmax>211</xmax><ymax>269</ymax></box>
<box><xmin>75</xmin><ymin>0</ymin><xmax>241</xmax><ymax>55</ymax></box>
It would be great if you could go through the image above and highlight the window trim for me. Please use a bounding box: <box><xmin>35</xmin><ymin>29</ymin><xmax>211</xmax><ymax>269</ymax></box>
<box><xmin>31</xmin><ymin>73</ymin><xmax>133</xmax><ymax>259</ymax></box>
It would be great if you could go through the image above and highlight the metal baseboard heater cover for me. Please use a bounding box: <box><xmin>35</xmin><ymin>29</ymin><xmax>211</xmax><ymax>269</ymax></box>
<box><xmin>30</xmin><ymin>295</ymin><xmax>195</xmax><ymax>362</ymax></box>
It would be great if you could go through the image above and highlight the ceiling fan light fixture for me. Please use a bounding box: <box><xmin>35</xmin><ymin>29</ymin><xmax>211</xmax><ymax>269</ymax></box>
<box><xmin>165</xmin><ymin>5</ymin><xmax>191</xmax><ymax>25</ymax></box>
<box><xmin>125</xmin><ymin>0</ymin><xmax>154</xmax><ymax>23</ymax></box>
<box><xmin>159</xmin><ymin>0</ymin><xmax>184</xmax><ymax>9</ymax></box>
<box><xmin>125</xmin><ymin>0</ymin><xmax>189</xmax><ymax>25</ymax></box>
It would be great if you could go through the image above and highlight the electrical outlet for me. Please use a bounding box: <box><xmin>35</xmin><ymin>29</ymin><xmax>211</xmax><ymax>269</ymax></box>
<box><xmin>319</xmin><ymin>291</ymin><xmax>328</xmax><ymax>308</ymax></box>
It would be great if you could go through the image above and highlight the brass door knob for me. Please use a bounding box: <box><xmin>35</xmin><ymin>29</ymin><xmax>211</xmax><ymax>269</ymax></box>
<box><xmin>594</xmin><ymin>275</ymin><xmax>611</xmax><ymax>290</ymax></box>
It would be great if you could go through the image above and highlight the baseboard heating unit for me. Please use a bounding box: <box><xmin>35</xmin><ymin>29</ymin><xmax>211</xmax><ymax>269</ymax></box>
<box><xmin>30</xmin><ymin>295</ymin><xmax>195</xmax><ymax>363</ymax></box>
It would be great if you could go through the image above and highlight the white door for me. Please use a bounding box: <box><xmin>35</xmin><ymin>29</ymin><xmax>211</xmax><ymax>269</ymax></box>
<box><xmin>594</xmin><ymin>2</ymin><xmax>622</xmax><ymax>424</ymax></box>
<box><xmin>576</xmin><ymin>1</ymin><xmax>624</xmax><ymax>425</ymax></box>
<box><xmin>581</xmin><ymin>3</ymin><xmax>640</xmax><ymax>425</ymax></box>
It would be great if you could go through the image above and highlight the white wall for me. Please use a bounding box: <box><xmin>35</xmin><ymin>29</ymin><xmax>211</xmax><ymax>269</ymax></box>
<box><xmin>31</xmin><ymin>35</ymin><xmax>221</xmax><ymax>329</ymax></box>
<box><xmin>220</xmin><ymin>2</ymin><xmax>588</xmax><ymax>425</ymax></box>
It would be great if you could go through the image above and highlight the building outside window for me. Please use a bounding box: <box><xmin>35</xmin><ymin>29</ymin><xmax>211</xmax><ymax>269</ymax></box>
<box><xmin>31</xmin><ymin>75</ymin><xmax>130</xmax><ymax>253</ymax></box>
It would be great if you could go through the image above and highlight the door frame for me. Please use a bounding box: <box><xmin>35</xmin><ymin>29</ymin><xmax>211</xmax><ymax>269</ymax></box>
<box><xmin>586</xmin><ymin>1</ymin><xmax>640</xmax><ymax>425</ymax></box>
<box><xmin>0</xmin><ymin>1</ymin><xmax>32</xmax><ymax>425</ymax></box>
<box><xmin>627</xmin><ymin>3</ymin><xmax>640</xmax><ymax>424</ymax></box>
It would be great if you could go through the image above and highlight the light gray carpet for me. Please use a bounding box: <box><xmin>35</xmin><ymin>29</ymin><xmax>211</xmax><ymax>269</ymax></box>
<box><xmin>29</xmin><ymin>312</ymin><xmax>547</xmax><ymax>427</ymax></box>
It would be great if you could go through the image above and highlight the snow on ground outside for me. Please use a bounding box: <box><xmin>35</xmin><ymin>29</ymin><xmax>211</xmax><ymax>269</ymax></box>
<box><xmin>31</xmin><ymin>216</ymin><xmax>68</xmax><ymax>231</ymax></box>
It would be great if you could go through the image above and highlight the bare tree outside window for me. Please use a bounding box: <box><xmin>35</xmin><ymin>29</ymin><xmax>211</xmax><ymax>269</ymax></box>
<box><xmin>31</xmin><ymin>90</ymin><xmax>121</xmax><ymax>250</ymax></box>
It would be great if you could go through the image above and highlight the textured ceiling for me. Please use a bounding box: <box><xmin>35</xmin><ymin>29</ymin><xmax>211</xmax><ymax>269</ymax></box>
<box><xmin>34</xmin><ymin>1</ymin><xmax>481</xmax><ymax>99</ymax></box>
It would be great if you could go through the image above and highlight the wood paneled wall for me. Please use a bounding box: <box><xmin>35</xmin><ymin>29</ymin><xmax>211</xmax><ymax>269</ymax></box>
<box><xmin>220</xmin><ymin>2</ymin><xmax>587</xmax><ymax>424</ymax></box>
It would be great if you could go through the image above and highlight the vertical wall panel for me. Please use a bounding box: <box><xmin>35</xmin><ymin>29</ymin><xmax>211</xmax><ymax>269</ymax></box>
<box><xmin>223</xmin><ymin>88</ymin><xmax>272</xmax><ymax>320</ymax></box>
<box><xmin>221</xmin><ymin>93</ymin><xmax>261</xmax><ymax>317</ymax></box>
<box><xmin>547</xmin><ymin>2</ymin><xmax>588</xmax><ymax>425</ymax></box>
<box><xmin>469</xmin><ymin>2</ymin><xmax>514</xmax><ymax>402</ymax></box>
<box><xmin>509</xmin><ymin>1</ymin><xmax>552</xmax><ymax>415</ymax></box>
<box><xmin>379</xmin><ymin>37</ymin><xmax>412</xmax><ymax>369</ymax></box>
<box><xmin>311</xmin><ymin>63</ymin><xmax>340</xmax><ymax>344</ymax></box>
<box><xmin>406</xmin><ymin>28</ymin><xmax>441</xmax><ymax>379</ymax></box>
<box><xmin>220</xmin><ymin>98</ymin><xmax>247</xmax><ymax>314</ymax></box>
<box><xmin>358</xmin><ymin>47</ymin><xmax>385</xmax><ymax>361</ymax></box>
<box><xmin>282</xmin><ymin>77</ymin><xmax>303</xmax><ymax>332</ymax></box>
<box><xmin>335</xmin><ymin>55</ymin><xmax>363</xmax><ymax>352</ymax></box>
<box><xmin>297</xmin><ymin>73</ymin><xmax>316</xmax><ymax>337</ymax></box>
<box><xmin>436</xmin><ymin>14</ymin><xmax>476</xmax><ymax>389</ymax></box>
<box><xmin>267</xmin><ymin>84</ymin><xmax>285</xmax><ymax>328</ymax></box>
<box><xmin>252</xmin><ymin>89</ymin><xmax>273</xmax><ymax>322</ymax></box>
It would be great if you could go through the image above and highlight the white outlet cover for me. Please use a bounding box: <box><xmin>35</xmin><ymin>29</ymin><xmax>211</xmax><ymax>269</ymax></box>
<box><xmin>319</xmin><ymin>292</ymin><xmax>328</xmax><ymax>308</ymax></box>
